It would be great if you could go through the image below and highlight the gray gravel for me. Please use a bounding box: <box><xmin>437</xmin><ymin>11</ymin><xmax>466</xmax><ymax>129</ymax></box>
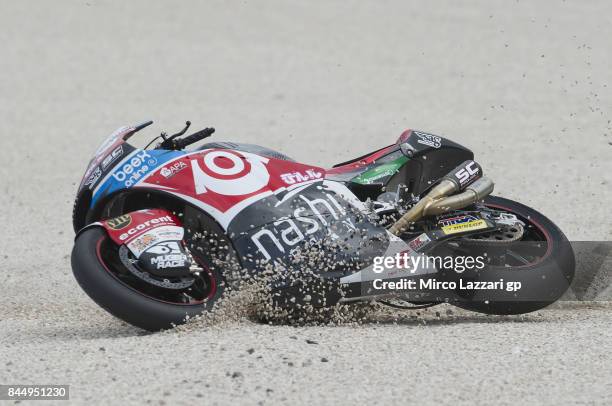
<box><xmin>1</xmin><ymin>1</ymin><xmax>611</xmax><ymax>405</ymax></box>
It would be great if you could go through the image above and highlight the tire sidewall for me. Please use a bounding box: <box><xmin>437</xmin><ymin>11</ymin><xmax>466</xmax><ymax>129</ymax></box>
<box><xmin>71</xmin><ymin>227</ymin><xmax>224</xmax><ymax>331</ymax></box>
<box><xmin>449</xmin><ymin>196</ymin><xmax>575</xmax><ymax>314</ymax></box>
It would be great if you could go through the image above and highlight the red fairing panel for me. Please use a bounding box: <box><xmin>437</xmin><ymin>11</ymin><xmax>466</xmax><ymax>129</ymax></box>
<box><xmin>137</xmin><ymin>149</ymin><xmax>326</xmax><ymax>229</ymax></box>
<box><xmin>325</xmin><ymin>130</ymin><xmax>412</xmax><ymax>176</ymax></box>
<box><xmin>396</xmin><ymin>129</ymin><xmax>412</xmax><ymax>144</ymax></box>
<box><xmin>325</xmin><ymin>144</ymin><xmax>397</xmax><ymax>175</ymax></box>
<box><xmin>100</xmin><ymin>208</ymin><xmax>179</xmax><ymax>241</ymax></box>
<box><xmin>100</xmin><ymin>209</ymin><xmax>185</xmax><ymax>258</ymax></box>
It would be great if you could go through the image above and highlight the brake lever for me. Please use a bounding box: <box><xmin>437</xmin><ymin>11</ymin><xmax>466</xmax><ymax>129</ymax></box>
<box><xmin>165</xmin><ymin>121</ymin><xmax>191</xmax><ymax>142</ymax></box>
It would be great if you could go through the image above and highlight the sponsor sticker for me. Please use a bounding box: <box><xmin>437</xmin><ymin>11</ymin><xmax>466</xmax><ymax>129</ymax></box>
<box><xmin>191</xmin><ymin>149</ymin><xmax>272</xmax><ymax>196</ymax></box>
<box><xmin>280</xmin><ymin>169</ymin><xmax>323</xmax><ymax>185</ymax></box>
<box><xmin>125</xmin><ymin>225</ymin><xmax>184</xmax><ymax>258</ymax></box>
<box><xmin>101</xmin><ymin>145</ymin><xmax>124</xmax><ymax>170</ymax></box>
<box><xmin>438</xmin><ymin>214</ymin><xmax>480</xmax><ymax>227</ymax></box>
<box><xmin>441</xmin><ymin>219</ymin><xmax>487</xmax><ymax>235</ymax></box>
<box><xmin>84</xmin><ymin>166</ymin><xmax>102</xmax><ymax>187</ymax></box>
<box><xmin>250</xmin><ymin>191</ymin><xmax>351</xmax><ymax>261</ymax></box>
<box><xmin>127</xmin><ymin>233</ymin><xmax>159</xmax><ymax>257</ymax></box>
<box><xmin>453</xmin><ymin>161</ymin><xmax>480</xmax><ymax>187</ymax></box>
<box><xmin>351</xmin><ymin>155</ymin><xmax>408</xmax><ymax>185</ymax></box>
<box><xmin>118</xmin><ymin>215</ymin><xmax>174</xmax><ymax>241</ymax></box>
<box><xmin>408</xmin><ymin>233</ymin><xmax>432</xmax><ymax>252</ymax></box>
<box><xmin>106</xmin><ymin>214</ymin><xmax>132</xmax><ymax>230</ymax></box>
<box><xmin>147</xmin><ymin>241</ymin><xmax>188</xmax><ymax>269</ymax></box>
<box><xmin>413</xmin><ymin>131</ymin><xmax>442</xmax><ymax>148</ymax></box>
<box><xmin>160</xmin><ymin>161</ymin><xmax>188</xmax><ymax>179</ymax></box>
<box><xmin>111</xmin><ymin>150</ymin><xmax>157</xmax><ymax>187</ymax></box>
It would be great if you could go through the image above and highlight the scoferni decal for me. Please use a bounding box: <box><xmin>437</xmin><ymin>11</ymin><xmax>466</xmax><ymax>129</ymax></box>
<box><xmin>90</xmin><ymin>149</ymin><xmax>185</xmax><ymax>207</ymax></box>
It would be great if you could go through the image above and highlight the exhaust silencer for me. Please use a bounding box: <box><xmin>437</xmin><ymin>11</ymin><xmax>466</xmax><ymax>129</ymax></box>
<box><xmin>389</xmin><ymin>160</ymin><xmax>494</xmax><ymax>235</ymax></box>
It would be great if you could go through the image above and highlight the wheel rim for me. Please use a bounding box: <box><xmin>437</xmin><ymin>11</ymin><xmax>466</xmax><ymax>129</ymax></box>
<box><xmin>464</xmin><ymin>202</ymin><xmax>553</xmax><ymax>269</ymax></box>
<box><xmin>96</xmin><ymin>236</ymin><xmax>217</xmax><ymax>305</ymax></box>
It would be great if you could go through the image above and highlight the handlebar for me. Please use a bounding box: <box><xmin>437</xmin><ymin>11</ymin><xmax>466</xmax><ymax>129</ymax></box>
<box><xmin>174</xmin><ymin>127</ymin><xmax>215</xmax><ymax>150</ymax></box>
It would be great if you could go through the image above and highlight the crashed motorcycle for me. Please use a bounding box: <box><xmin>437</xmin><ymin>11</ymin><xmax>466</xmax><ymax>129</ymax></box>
<box><xmin>71</xmin><ymin>121</ymin><xmax>574</xmax><ymax>330</ymax></box>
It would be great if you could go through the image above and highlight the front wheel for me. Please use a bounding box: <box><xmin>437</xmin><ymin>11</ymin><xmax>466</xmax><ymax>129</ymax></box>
<box><xmin>441</xmin><ymin>196</ymin><xmax>575</xmax><ymax>315</ymax></box>
<box><xmin>71</xmin><ymin>227</ymin><xmax>224</xmax><ymax>331</ymax></box>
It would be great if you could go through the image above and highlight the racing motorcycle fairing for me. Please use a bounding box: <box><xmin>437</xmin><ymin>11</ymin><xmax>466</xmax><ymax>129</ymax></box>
<box><xmin>77</xmin><ymin>124</ymin><xmax>158</xmax><ymax>194</ymax></box>
<box><xmin>72</xmin><ymin>145</ymin><xmax>184</xmax><ymax>232</ymax></box>
<box><xmin>327</xmin><ymin>129</ymin><xmax>474</xmax><ymax>199</ymax></box>
<box><xmin>74</xmin><ymin>125</ymin><xmax>476</xmax><ymax>283</ymax></box>
<box><xmin>78</xmin><ymin>126</ymin><xmax>133</xmax><ymax>192</ymax></box>
<box><xmin>100</xmin><ymin>209</ymin><xmax>184</xmax><ymax>258</ymax></box>
<box><xmin>136</xmin><ymin>149</ymin><xmax>325</xmax><ymax>231</ymax></box>
<box><xmin>228</xmin><ymin>179</ymin><xmax>392</xmax><ymax>273</ymax></box>
<box><xmin>76</xmin><ymin>126</ymin><xmax>423</xmax><ymax>286</ymax></box>
<box><xmin>73</xmin><ymin>125</ymin><xmax>328</xmax><ymax>232</ymax></box>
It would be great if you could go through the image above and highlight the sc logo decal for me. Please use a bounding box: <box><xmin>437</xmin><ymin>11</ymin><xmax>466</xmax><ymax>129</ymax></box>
<box><xmin>191</xmin><ymin>150</ymin><xmax>270</xmax><ymax>196</ymax></box>
<box><xmin>455</xmin><ymin>161</ymin><xmax>480</xmax><ymax>186</ymax></box>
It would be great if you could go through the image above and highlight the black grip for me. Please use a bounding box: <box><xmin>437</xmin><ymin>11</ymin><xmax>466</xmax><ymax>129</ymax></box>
<box><xmin>175</xmin><ymin>127</ymin><xmax>215</xmax><ymax>149</ymax></box>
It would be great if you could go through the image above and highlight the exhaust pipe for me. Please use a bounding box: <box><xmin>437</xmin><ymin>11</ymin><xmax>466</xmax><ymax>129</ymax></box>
<box><xmin>423</xmin><ymin>177</ymin><xmax>494</xmax><ymax>215</ymax></box>
<box><xmin>389</xmin><ymin>161</ymin><xmax>494</xmax><ymax>235</ymax></box>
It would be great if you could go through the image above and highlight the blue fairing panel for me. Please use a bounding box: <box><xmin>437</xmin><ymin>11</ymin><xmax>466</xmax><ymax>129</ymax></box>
<box><xmin>91</xmin><ymin>149</ymin><xmax>186</xmax><ymax>207</ymax></box>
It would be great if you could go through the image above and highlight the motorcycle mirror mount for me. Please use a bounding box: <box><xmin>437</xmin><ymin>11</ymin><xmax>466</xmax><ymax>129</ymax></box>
<box><xmin>123</xmin><ymin>120</ymin><xmax>154</xmax><ymax>141</ymax></box>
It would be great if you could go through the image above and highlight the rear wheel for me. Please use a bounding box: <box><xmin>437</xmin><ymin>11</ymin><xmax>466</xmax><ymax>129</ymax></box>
<box><xmin>440</xmin><ymin>195</ymin><xmax>575</xmax><ymax>314</ymax></box>
<box><xmin>72</xmin><ymin>227</ymin><xmax>224</xmax><ymax>331</ymax></box>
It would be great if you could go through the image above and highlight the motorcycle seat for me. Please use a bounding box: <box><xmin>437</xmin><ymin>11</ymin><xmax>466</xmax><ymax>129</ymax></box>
<box><xmin>198</xmin><ymin>141</ymin><xmax>295</xmax><ymax>162</ymax></box>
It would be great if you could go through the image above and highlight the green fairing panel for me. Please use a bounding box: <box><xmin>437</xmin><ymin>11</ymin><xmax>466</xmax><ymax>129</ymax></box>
<box><xmin>351</xmin><ymin>155</ymin><xmax>409</xmax><ymax>185</ymax></box>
